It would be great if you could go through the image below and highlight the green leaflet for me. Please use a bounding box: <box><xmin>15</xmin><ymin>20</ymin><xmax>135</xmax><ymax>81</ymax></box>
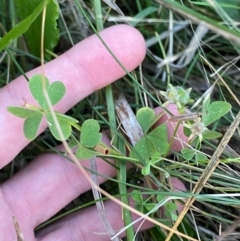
<box><xmin>46</xmin><ymin>112</ymin><xmax>77</xmax><ymax>141</ymax></box>
<box><xmin>80</xmin><ymin>119</ymin><xmax>102</xmax><ymax>148</ymax></box>
<box><xmin>136</xmin><ymin>107</ymin><xmax>156</xmax><ymax>134</ymax></box>
<box><xmin>202</xmin><ymin>101</ymin><xmax>231</xmax><ymax>126</ymax></box>
<box><xmin>7</xmin><ymin>106</ymin><xmax>42</xmax><ymax>118</ymax></box>
<box><xmin>130</xmin><ymin>123</ymin><xmax>169</xmax><ymax>162</ymax></box>
<box><xmin>24</xmin><ymin>113</ymin><xmax>43</xmax><ymax>140</ymax></box>
<box><xmin>76</xmin><ymin>145</ymin><xmax>98</xmax><ymax>160</ymax></box>
<box><xmin>29</xmin><ymin>75</ymin><xmax>65</xmax><ymax>110</ymax></box>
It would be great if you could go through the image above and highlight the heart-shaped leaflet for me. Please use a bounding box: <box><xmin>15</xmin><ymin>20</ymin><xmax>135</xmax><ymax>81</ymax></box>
<box><xmin>29</xmin><ymin>74</ymin><xmax>66</xmax><ymax>110</ymax></box>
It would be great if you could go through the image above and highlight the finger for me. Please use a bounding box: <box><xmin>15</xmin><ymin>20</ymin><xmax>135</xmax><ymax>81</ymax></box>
<box><xmin>0</xmin><ymin>102</ymin><xmax>188</xmax><ymax>240</ymax></box>
<box><xmin>0</xmin><ymin>24</ymin><xmax>146</xmax><ymax>167</ymax></box>
<box><xmin>154</xmin><ymin>104</ymin><xmax>189</xmax><ymax>151</ymax></box>
<box><xmin>0</xmin><ymin>134</ymin><xmax>118</xmax><ymax>241</ymax></box>
<box><xmin>36</xmin><ymin>178</ymin><xmax>186</xmax><ymax>241</ymax></box>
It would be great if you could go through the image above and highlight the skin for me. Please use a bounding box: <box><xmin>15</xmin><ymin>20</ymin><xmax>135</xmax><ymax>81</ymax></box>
<box><xmin>0</xmin><ymin>25</ymin><xmax>188</xmax><ymax>241</ymax></box>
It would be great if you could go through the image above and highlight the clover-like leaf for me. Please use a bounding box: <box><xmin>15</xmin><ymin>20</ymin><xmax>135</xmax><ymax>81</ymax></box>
<box><xmin>46</xmin><ymin>113</ymin><xmax>72</xmax><ymax>141</ymax></box>
<box><xmin>23</xmin><ymin>113</ymin><xmax>43</xmax><ymax>140</ymax></box>
<box><xmin>7</xmin><ymin>106</ymin><xmax>42</xmax><ymax>118</ymax></box>
<box><xmin>130</xmin><ymin>124</ymin><xmax>169</xmax><ymax>162</ymax></box>
<box><xmin>195</xmin><ymin>153</ymin><xmax>207</xmax><ymax>162</ymax></box>
<box><xmin>136</xmin><ymin>107</ymin><xmax>156</xmax><ymax>134</ymax></box>
<box><xmin>131</xmin><ymin>190</ymin><xmax>143</xmax><ymax>203</ymax></box>
<box><xmin>131</xmin><ymin>190</ymin><xmax>144</xmax><ymax>212</ymax></box>
<box><xmin>165</xmin><ymin>203</ymin><xmax>178</xmax><ymax>221</ymax></box>
<box><xmin>144</xmin><ymin>203</ymin><xmax>157</xmax><ymax>212</ymax></box>
<box><xmin>68</xmin><ymin>135</ymin><xmax>79</xmax><ymax>149</ymax></box>
<box><xmin>76</xmin><ymin>145</ymin><xmax>98</xmax><ymax>159</ymax></box>
<box><xmin>29</xmin><ymin>75</ymin><xmax>50</xmax><ymax>109</ymax></box>
<box><xmin>183</xmin><ymin>126</ymin><xmax>191</xmax><ymax>137</ymax></box>
<box><xmin>157</xmin><ymin>194</ymin><xmax>166</xmax><ymax>203</ymax></box>
<box><xmin>202</xmin><ymin>130</ymin><xmax>222</xmax><ymax>140</ymax></box>
<box><xmin>29</xmin><ymin>75</ymin><xmax>65</xmax><ymax>110</ymax></box>
<box><xmin>202</xmin><ymin>101</ymin><xmax>231</xmax><ymax>126</ymax></box>
<box><xmin>166</xmin><ymin>202</ymin><xmax>178</xmax><ymax>212</ymax></box>
<box><xmin>181</xmin><ymin>148</ymin><xmax>195</xmax><ymax>160</ymax></box>
<box><xmin>145</xmin><ymin>124</ymin><xmax>169</xmax><ymax>154</ymax></box>
<box><xmin>48</xmin><ymin>81</ymin><xmax>66</xmax><ymax>106</ymax></box>
<box><xmin>8</xmin><ymin>106</ymin><xmax>43</xmax><ymax>140</ymax></box>
<box><xmin>55</xmin><ymin>112</ymin><xmax>79</xmax><ymax>125</ymax></box>
<box><xmin>80</xmin><ymin>119</ymin><xmax>102</xmax><ymax>148</ymax></box>
<box><xmin>130</xmin><ymin>138</ymin><xmax>154</xmax><ymax>162</ymax></box>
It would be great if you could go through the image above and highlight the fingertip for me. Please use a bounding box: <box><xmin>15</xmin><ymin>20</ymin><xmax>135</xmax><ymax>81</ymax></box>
<box><xmin>102</xmin><ymin>24</ymin><xmax>147</xmax><ymax>66</ymax></box>
<box><xmin>170</xmin><ymin>177</ymin><xmax>186</xmax><ymax>192</ymax></box>
<box><xmin>101</xmin><ymin>24</ymin><xmax>147</xmax><ymax>67</ymax></box>
<box><xmin>64</xmin><ymin>24</ymin><xmax>146</xmax><ymax>90</ymax></box>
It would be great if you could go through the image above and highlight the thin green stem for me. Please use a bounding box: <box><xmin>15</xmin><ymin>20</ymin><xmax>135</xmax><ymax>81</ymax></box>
<box><xmin>117</xmin><ymin>138</ymin><xmax>135</xmax><ymax>240</ymax></box>
<box><xmin>5</xmin><ymin>48</ymin><xmax>29</xmax><ymax>81</ymax></box>
<box><xmin>93</xmin><ymin>2</ymin><xmax>135</xmax><ymax>239</ymax></box>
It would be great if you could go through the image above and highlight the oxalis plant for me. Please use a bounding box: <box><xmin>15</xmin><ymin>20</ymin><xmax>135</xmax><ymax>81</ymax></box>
<box><xmin>7</xmin><ymin>74</ymin><xmax>105</xmax><ymax>159</ymax></box>
<box><xmin>160</xmin><ymin>84</ymin><xmax>232</xmax><ymax>164</ymax></box>
<box><xmin>7</xmin><ymin>74</ymin><xmax>232</xmax><ymax>224</ymax></box>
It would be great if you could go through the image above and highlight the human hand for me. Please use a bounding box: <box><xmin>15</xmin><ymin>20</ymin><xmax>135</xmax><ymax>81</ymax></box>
<box><xmin>0</xmin><ymin>25</ymin><xmax>187</xmax><ymax>241</ymax></box>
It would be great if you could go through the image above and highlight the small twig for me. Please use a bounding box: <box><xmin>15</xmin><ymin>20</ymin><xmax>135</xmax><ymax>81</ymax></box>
<box><xmin>169</xmin><ymin>112</ymin><xmax>201</xmax><ymax>122</ymax></box>
<box><xmin>90</xmin><ymin>157</ymin><xmax>121</xmax><ymax>241</ymax></box>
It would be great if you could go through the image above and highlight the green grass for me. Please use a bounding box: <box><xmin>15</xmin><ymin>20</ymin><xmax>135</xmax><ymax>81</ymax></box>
<box><xmin>1</xmin><ymin>0</ymin><xmax>240</xmax><ymax>240</ymax></box>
